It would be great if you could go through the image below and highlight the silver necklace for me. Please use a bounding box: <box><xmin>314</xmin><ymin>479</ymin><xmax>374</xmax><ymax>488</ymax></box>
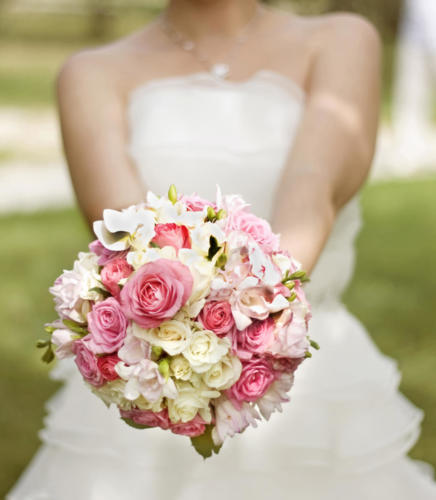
<box><xmin>160</xmin><ymin>6</ymin><xmax>264</xmax><ymax>80</ymax></box>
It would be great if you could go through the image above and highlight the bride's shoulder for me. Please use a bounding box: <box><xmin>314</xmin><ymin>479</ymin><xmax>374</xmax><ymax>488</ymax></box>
<box><xmin>280</xmin><ymin>10</ymin><xmax>381</xmax><ymax>58</ymax></box>
<box><xmin>56</xmin><ymin>25</ymin><xmax>158</xmax><ymax>104</ymax></box>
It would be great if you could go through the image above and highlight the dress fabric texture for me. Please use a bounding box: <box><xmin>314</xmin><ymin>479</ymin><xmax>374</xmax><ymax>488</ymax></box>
<box><xmin>7</xmin><ymin>70</ymin><xmax>436</xmax><ymax>499</ymax></box>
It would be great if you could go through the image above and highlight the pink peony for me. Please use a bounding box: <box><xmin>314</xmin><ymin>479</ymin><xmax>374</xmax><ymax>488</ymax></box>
<box><xmin>198</xmin><ymin>301</ymin><xmax>235</xmax><ymax>337</ymax></box>
<box><xmin>87</xmin><ymin>298</ymin><xmax>128</xmax><ymax>354</ymax></box>
<box><xmin>225</xmin><ymin>210</ymin><xmax>280</xmax><ymax>253</ymax></box>
<box><xmin>235</xmin><ymin>318</ymin><xmax>275</xmax><ymax>359</ymax></box>
<box><xmin>97</xmin><ymin>354</ymin><xmax>120</xmax><ymax>381</ymax></box>
<box><xmin>151</xmin><ymin>223</ymin><xmax>191</xmax><ymax>251</ymax></box>
<box><xmin>120</xmin><ymin>259</ymin><xmax>193</xmax><ymax>329</ymax></box>
<box><xmin>73</xmin><ymin>339</ymin><xmax>104</xmax><ymax>387</ymax></box>
<box><xmin>180</xmin><ymin>193</ymin><xmax>216</xmax><ymax>212</ymax></box>
<box><xmin>100</xmin><ymin>258</ymin><xmax>133</xmax><ymax>297</ymax></box>
<box><xmin>229</xmin><ymin>358</ymin><xmax>275</xmax><ymax>403</ymax></box>
<box><xmin>170</xmin><ymin>414</ymin><xmax>206</xmax><ymax>437</ymax></box>
<box><xmin>89</xmin><ymin>240</ymin><xmax>127</xmax><ymax>266</ymax></box>
<box><xmin>120</xmin><ymin>408</ymin><xmax>171</xmax><ymax>429</ymax></box>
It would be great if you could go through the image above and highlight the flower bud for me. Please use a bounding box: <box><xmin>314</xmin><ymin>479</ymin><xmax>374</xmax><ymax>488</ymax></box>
<box><xmin>168</xmin><ymin>184</ymin><xmax>178</xmax><ymax>204</ymax></box>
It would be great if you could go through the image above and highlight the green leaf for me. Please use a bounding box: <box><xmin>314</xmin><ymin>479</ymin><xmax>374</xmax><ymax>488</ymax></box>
<box><xmin>36</xmin><ymin>339</ymin><xmax>50</xmax><ymax>349</ymax></box>
<box><xmin>62</xmin><ymin>319</ymin><xmax>89</xmax><ymax>336</ymax></box>
<box><xmin>121</xmin><ymin>417</ymin><xmax>152</xmax><ymax>430</ymax></box>
<box><xmin>42</xmin><ymin>345</ymin><xmax>55</xmax><ymax>364</ymax></box>
<box><xmin>206</xmin><ymin>206</ymin><xmax>217</xmax><ymax>221</ymax></box>
<box><xmin>190</xmin><ymin>424</ymin><xmax>222</xmax><ymax>459</ymax></box>
<box><xmin>207</xmin><ymin>236</ymin><xmax>221</xmax><ymax>261</ymax></box>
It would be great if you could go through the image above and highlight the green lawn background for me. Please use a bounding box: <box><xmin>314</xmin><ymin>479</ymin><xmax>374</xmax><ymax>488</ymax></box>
<box><xmin>0</xmin><ymin>177</ymin><xmax>435</xmax><ymax>497</ymax></box>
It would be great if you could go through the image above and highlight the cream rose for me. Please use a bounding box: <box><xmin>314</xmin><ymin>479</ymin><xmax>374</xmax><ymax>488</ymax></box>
<box><xmin>203</xmin><ymin>354</ymin><xmax>242</xmax><ymax>390</ymax></box>
<box><xmin>182</xmin><ymin>330</ymin><xmax>230</xmax><ymax>373</ymax></box>
<box><xmin>170</xmin><ymin>355</ymin><xmax>192</xmax><ymax>381</ymax></box>
<box><xmin>132</xmin><ymin>319</ymin><xmax>192</xmax><ymax>356</ymax></box>
<box><xmin>167</xmin><ymin>380</ymin><xmax>219</xmax><ymax>424</ymax></box>
<box><xmin>92</xmin><ymin>379</ymin><xmax>131</xmax><ymax>410</ymax></box>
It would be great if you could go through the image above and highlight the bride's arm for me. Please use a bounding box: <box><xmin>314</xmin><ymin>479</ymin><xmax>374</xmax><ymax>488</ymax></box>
<box><xmin>272</xmin><ymin>15</ymin><xmax>381</xmax><ymax>273</ymax></box>
<box><xmin>56</xmin><ymin>52</ymin><xmax>145</xmax><ymax>228</ymax></box>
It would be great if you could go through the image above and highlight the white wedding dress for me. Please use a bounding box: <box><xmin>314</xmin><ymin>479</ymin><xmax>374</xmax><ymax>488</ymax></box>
<box><xmin>8</xmin><ymin>70</ymin><xmax>436</xmax><ymax>499</ymax></box>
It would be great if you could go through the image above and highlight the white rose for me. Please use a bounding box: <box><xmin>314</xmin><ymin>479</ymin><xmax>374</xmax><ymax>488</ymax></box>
<box><xmin>92</xmin><ymin>380</ymin><xmax>131</xmax><ymax>410</ymax></box>
<box><xmin>183</xmin><ymin>330</ymin><xmax>230</xmax><ymax>373</ymax></box>
<box><xmin>167</xmin><ymin>380</ymin><xmax>219</xmax><ymax>424</ymax></box>
<box><xmin>203</xmin><ymin>354</ymin><xmax>242</xmax><ymax>390</ymax></box>
<box><xmin>134</xmin><ymin>395</ymin><xmax>165</xmax><ymax>412</ymax></box>
<box><xmin>133</xmin><ymin>320</ymin><xmax>192</xmax><ymax>356</ymax></box>
<box><xmin>170</xmin><ymin>355</ymin><xmax>192</xmax><ymax>381</ymax></box>
<box><xmin>127</xmin><ymin>246</ymin><xmax>177</xmax><ymax>270</ymax></box>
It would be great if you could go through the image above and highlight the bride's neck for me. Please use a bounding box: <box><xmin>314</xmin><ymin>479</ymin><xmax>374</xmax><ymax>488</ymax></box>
<box><xmin>164</xmin><ymin>0</ymin><xmax>261</xmax><ymax>39</ymax></box>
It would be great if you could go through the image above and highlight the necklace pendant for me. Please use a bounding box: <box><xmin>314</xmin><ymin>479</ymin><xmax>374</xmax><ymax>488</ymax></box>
<box><xmin>210</xmin><ymin>63</ymin><xmax>230</xmax><ymax>79</ymax></box>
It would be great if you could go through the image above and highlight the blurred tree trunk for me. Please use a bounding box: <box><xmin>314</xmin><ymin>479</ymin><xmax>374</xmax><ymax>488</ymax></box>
<box><xmin>87</xmin><ymin>0</ymin><xmax>114</xmax><ymax>40</ymax></box>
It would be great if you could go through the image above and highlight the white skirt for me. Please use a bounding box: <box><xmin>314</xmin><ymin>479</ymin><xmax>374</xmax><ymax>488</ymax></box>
<box><xmin>7</xmin><ymin>303</ymin><xmax>436</xmax><ymax>499</ymax></box>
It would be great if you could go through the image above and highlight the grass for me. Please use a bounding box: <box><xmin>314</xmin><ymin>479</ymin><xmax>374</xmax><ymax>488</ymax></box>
<box><xmin>0</xmin><ymin>177</ymin><xmax>435</xmax><ymax>497</ymax></box>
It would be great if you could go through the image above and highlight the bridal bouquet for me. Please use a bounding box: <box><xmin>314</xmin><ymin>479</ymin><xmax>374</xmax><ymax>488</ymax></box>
<box><xmin>39</xmin><ymin>185</ymin><xmax>317</xmax><ymax>457</ymax></box>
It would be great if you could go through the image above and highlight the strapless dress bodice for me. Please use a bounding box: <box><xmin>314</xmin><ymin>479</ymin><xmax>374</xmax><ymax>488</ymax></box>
<box><xmin>126</xmin><ymin>70</ymin><xmax>362</xmax><ymax>305</ymax></box>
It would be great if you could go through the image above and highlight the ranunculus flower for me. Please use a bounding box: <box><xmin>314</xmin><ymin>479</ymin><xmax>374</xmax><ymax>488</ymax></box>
<box><xmin>235</xmin><ymin>318</ymin><xmax>275</xmax><ymax>359</ymax></box>
<box><xmin>100</xmin><ymin>257</ymin><xmax>133</xmax><ymax>297</ymax></box>
<box><xmin>120</xmin><ymin>408</ymin><xmax>171</xmax><ymax>429</ymax></box>
<box><xmin>73</xmin><ymin>340</ymin><xmax>104</xmax><ymax>387</ymax></box>
<box><xmin>198</xmin><ymin>300</ymin><xmax>235</xmax><ymax>337</ymax></box>
<box><xmin>151</xmin><ymin>223</ymin><xmax>191</xmax><ymax>251</ymax></box>
<box><xmin>120</xmin><ymin>259</ymin><xmax>193</xmax><ymax>329</ymax></box>
<box><xmin>229</xmin><ymin>358</ymin><xmax>275</xmax><ymax>403</ymax></box>
<box><xmin>87</xmin><ymin>298</ymin><xmax>128</xmax><ymax>354</ymax></box>
<box><xmin>225</xmin><ymin>209</ymin><xmax>279</xmax><ymax>253</ymax></box>
<box><xmin>97</xmin><ymin>354</ymin><xmax>120</xmax><ymax>381</ymax></box>
<box><xmin>170</xmin><ymin>414</ymin><xmax>206</xmax><ymax>437</ymax></box>
<box><xmin>89</xmin><ymin>240</ymin><xmax>128</xmax><ymax>266</ymax></box>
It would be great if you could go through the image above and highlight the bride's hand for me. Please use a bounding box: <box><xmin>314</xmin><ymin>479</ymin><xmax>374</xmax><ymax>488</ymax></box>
<box><xmin>272</xmin><ymin>15</ymin><xmax>381</xmax><ymax>274</ymax></box>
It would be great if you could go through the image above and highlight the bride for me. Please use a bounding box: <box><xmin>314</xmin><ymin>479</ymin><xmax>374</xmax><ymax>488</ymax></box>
<box><xmin>8</xmin><ymin>1</ymin><xmax>436</xmax><ymax>498</ymax></box>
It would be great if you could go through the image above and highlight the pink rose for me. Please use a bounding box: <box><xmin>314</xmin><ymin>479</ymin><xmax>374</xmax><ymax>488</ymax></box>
<box><xmin>120</xmin><ymin>259</ymin><xmax>193</xmax><ymax>329</ymax></box>
<box><xmin>89</xmin><ymin>240</ymin><xmax>128</xmax><ymax>266</ymax></box>
<box><xmin>170</xmin><ymin>414</ymin><xmax>206</xmax><ymax>437</ymax></box>
<box><xmin>101</xmin><ymin>258</ymin><xmax>133</xmax><ymax>297</ymax></box>
<box><xmin>198</xmin><ymin>301</ymin><xmax>235</xmax><ymax>337</ymax></box>
<box><xmin>73</xmin><ymin>339</ymin><xmax>104</xmax><ymax>387</ymax></box>
<box><xmin>235</xmin><ymin>318</ymin><xmax>275</xmax><ymax>359</ymax></box>
<box><xmin>229</xmin><ymin>358</ymin><xmax>275</xmax><ymax>403</ymax></box>
<box><xmin>87</xmin><ymin>298</ymin><xmax>128</xmax><ymax>354</ymax></box>
<box><xmin>225</xmin><ymin>210</ymin><xmax>279</xmax><ymax>253</ymax></box>
<box><xmin>120</xmin><ymin>408</ymin><xmax>171</xmax><ymax>429</ymax></box>
<box><xmin>151</xmin><ymin>223</ymin><xmax>191</xmax><ymax>251</ymax></box>
<box><xmin>97</xmin><ymin>354</ymin><xmax>120</xmax><ymax>381</ymax></box>
<box><xmin>180</xmin><ymin>193</ymin><xmax>216</xmax><ymax>212</ymax></box>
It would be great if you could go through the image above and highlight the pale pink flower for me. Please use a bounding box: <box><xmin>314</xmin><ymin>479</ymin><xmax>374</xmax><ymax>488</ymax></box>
<box><xmin>256</xmin><ymin>373</ymin><xmax>294</xmax><ymax>420</ymax></box>
<box><xmin>120</xmin><ymin>259</ymin><xmax>193</xmax><ymax>329</ymax></box>
<box><xmin>212</xmin><ymin>395</ymin><xmax>260</xmax><ymax>446</ymax></box>
<box><xmin>118</xmin><ymin>328</ymin><xmax>151</xmax><ymax>365</ymax></box>
<box><xmin>50</xmin><ymin>271</ymin><xmax>87</xmax><ymax>323</ymax></box>
<box><xmin>51</xmin><ymin>326</ymin><xmax>75</xmax><ymax>359</ymax></box>
<box><xmin>269</xmin><ymin>304</ymin><xmax>310</xmax><ymax>358</ymax></box>
<box><xmin>179</xmin><ymin>193</ymin><xmax>216</xmax><ymax>212</ymax></box>
<box><xmin>115</xmin><ymin>359</ymin><xmax>177</xmax><ymax>402</ymax></box>
<box><xmin>88</xmin><ymin>240</ymin><xmax>128</xmax><ymax>266</ymax></box>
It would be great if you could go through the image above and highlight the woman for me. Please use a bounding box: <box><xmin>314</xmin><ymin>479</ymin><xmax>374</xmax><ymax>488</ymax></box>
<box><xmin>8</xmin><ymin>0</ymin><xmax>436</xmax><ymax>498</ymax></box>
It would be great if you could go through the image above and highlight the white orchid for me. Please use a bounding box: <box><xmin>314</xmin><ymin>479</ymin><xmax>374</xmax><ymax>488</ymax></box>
<box><xmin>146</xmin><ymin>191</ymin><xmax>206</xmax><ymax>227</ymax></box>
<box><xmin>93</xmin><ymin>205</ymin><xmax>156</xmax><ymax>251</ymax></box>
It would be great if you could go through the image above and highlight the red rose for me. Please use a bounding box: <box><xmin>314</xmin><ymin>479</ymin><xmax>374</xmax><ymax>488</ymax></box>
<box><xmin>97</xmin><ymin>354</ymin><xmax>120</xmax><ymax>381</ymax></box>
